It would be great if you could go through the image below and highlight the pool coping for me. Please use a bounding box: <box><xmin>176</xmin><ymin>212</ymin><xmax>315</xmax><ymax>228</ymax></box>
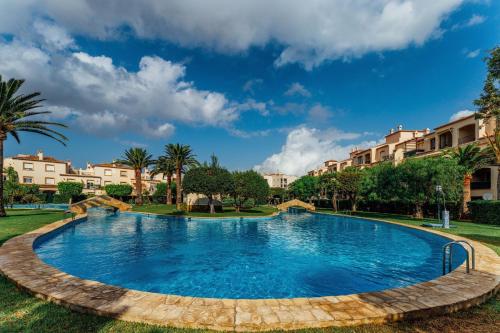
<box><xmin>0</xmin><ymin>212</ymin><xmax>498</xmax><ymax>331</ymax></box>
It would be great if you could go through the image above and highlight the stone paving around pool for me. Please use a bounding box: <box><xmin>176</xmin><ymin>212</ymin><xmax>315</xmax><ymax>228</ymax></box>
<box><xmin>0</xmin><ymin>214</ymin><xmax>498</xmax><ymax>331</ymax></box>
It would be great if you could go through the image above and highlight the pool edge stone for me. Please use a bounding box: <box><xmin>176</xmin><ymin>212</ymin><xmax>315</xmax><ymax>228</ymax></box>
<box><xmin>0</xmin><ymin>212</ymin><xmax>498</xmax><ymax>331</ymax></box>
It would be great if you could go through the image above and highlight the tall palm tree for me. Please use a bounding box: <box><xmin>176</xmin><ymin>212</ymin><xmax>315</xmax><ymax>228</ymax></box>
<box><xmin>0</xmin><ymin>76</ymin><xmax>67</xmax><ymax>217</ymax></box>
<box><xmin>151</xmin><ymin>156</ymin><xmax>176</xmax><ymax>204</ymax></box>
<box><xmin>165</xmin><ymin>143</ymin><xmax>199</xmax><ymax>209</ymax></box>
<box><xmin>448</xmin><ymin>144</ymin><xmax>493</xmax><ymax>217</ymax></box>
<box><xmin>118</xmin><ymin>148</ymin><xmax>154</xmax><ymax>205</ymax></box>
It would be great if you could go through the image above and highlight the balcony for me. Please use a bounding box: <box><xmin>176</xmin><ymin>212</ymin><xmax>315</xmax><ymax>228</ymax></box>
<box><xmin>403</xmin><ymin>149</ymin><xmax>425</xmax><ymax>158</ymax></box>
<box><xmin>458</xmin><ymin>134</ymin><xmax>476</xmax><ymax>145</ymax></box>
<box><xmin>471</xmin><ymin>182</ymin><xmax>491</xmax><ymax>190</ymax></box>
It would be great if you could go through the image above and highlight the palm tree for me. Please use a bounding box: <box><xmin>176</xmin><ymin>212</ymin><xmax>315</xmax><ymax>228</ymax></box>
<box><xmin>118</xmin><ymin>148</ymin><xmax>154</xmax><ymax>206</ymax></box>
<box><xmin>448</xmin><ymin>144</ymin><xmax>493</xmax><ymax>217</ymax></box>
<box><xmin>0</xmin><ymin>76</ymin><xmax>67</xmax><ymax>217</ymax></box>
<box><xmin>165</xmin><ymin>143</ymin><xmax>199</xmax><ymax>210</ymax></box>
<box><xmin>151</xmin><ymin>156</ymin><xmax>176</xmax><ymax>204</ymax></box>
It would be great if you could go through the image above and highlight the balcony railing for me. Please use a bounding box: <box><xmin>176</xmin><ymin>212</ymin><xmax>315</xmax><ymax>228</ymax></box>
<box><xmin>404</xmin><ymin>149</ymin><xmax>425</xmax><ymax>158</ymax></box>
<box><xmin>458</xmin><ymin>135</ymin><xmax>476</xmax><ymax>145</ymax></box>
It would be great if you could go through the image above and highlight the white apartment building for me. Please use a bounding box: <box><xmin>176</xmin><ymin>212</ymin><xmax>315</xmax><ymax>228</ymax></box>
<box><xmin>4</xmin><ymin>151</ymin><xmax>166</xmax><ymax>196</ymax></box>
<box><xmin>4</xmin><ymin>151</ymin><xmax>70</xmax><ymax>192</ymax></box>
<box><xmin>263</xmin><ymin>173</ymin><xmax>298</xmax><ymax>189</ymax></box>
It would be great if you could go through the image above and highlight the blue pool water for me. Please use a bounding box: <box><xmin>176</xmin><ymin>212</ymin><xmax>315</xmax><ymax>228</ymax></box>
<box><xmin>35</xmin><ymin>210</ymin><xmax>465</xmax><ymax>299</ymax></box>
<box><xmin>13</xmin><ymin>203</ymin><xmax>68</xmax><ymax>210</ymax></box>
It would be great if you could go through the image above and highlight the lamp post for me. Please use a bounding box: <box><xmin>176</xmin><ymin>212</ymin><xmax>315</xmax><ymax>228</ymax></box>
<box><xmin>435</xmin><ymin>185</ymin><xmax>442</xmax><ymax>224</ymax></box>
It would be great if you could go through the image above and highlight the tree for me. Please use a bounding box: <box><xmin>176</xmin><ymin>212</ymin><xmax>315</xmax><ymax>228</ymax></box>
<box><xmin>288</xmin><ymin>176</ymin><xmax>318</xmax><ymax>203</ymax></box>
<box><xmin>360</xmin><ymin>162</ymin><xmax>399</xmax><ymax>203</ymax></box>
<box><xmin>474</xmin><ymin>46</ymin><xmax>500</xmax><ymax>200</ymax></box>
<box><xmin>151</xmin><ymin>156</ymin><xmax>176</xmax><ymax>204</ymax></box>
<box><xmin>337</xmin><ymin>167</ymin><xmax>363</xmax><ymax>212</ymax></box>
<box><xmin>231</xmin><ymin>170</ymin><xmax>269</xmax><ymax>212</ymax></box>
<box><xmin>3</xmin><ymin>166</ymin><xmax>20</xmax><ymax>207</ymax></box>
<box><xmin>165</xmin><ymin>143</ymin><xmax>199</xmax><ymax>209</ymax></box>
<box><xmin>104</xmin><ymin>184</ymin><xmax>133</xmax><ymax>200</ymax></box>
<box><xmin>446</xmin><ymin>144</ymin><xmax>493</xmax><ymax>217</ymax></box>
<box><xmin>0</xmin><ymin>76</ymin><xmax>67</xmax><ymax>216</ymax></box>
<box><xmin>317</xmin><ymin>172</ymin><xmax>340</xmax><ymax>211</ymax></box>
<box><xmin>182</xmin><ymin>156</ymin><xmax>233</xmax><ymax>214</ymax></box>
<box><xmin>57</xmin><ymin>181</ymin><xmax>84</xmax><ymax>203</ymax></box>
<box><xmin>118</xmin><ymin>148</ymin><xmax>154</xmax><ymax>205</ymax></box>
<box><xmin>397</xmin><ymin>157</ymin><xmax>462</xmax><ymax>219</ymax></box>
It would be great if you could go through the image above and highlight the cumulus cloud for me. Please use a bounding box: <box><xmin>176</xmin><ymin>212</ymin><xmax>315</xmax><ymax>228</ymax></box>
<box><xmin>34</xmin><ymin>19</ymin><xmax>75</xmax><ymax>50</ymax></box>
<box><xmin>284</xmin><ymin>82</ymin><xmax>311</xmax><ymax>97</ymax></box>
<box><xmin>0</xmin><ymin>37</ymin><xmax>242</xmax><ymax>138</ymax></box>
<box><xmin>449</xmin><ymin>109</ymin><xmax>474</xmax><ymax>122</ymax></box>
<box><xmin>0</xmin><ymin>0</ymin><xmax>464</xmax><ymax>69</ymax></box>
<box><xmin>254</xmin><ymin>126</ymin><xmax>378</xmax><ymax>176</ymax></box>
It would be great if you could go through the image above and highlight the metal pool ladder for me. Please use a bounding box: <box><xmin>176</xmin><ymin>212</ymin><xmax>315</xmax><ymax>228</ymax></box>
<box><xmin>442</xmin><ymin>240</ymin><xmax>475</xmax><ymax>275</ymax></box>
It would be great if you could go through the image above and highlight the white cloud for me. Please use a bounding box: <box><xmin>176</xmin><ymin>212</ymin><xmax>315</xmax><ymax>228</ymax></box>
<box><xmin>451</xmin><ymin>14</ymin><xmax>486</xmax><ymax>30</ymax></box>
<box><xmin>0</xmin><ymin>38</ymin><xmax>241</xmax><ymax>138</ymax></box>
<box><xmin>465</xmin><ymin>49</ymin><xmax>480</xmax><ymax>58</ymax></box>
<box><xmin>284</xmin><ymin>82</ymin><xmax>311</xmax><ymax>97</ymax></box>
<box><xmin>307</xmin><ymin>104</ymin><xmax>331</xmax><ymax>124</ymax></box>
<box><xmin>254</xmin><ymin>126</ymin><xmax>378</xmax><ymax>176</ymax></box>
<box><xmin>449</xmin><ymin>109</ymin><xmax>474</xmax><ymax>121</ymax></box>
<box><xmin>466</xmin><ymin>14</ymin><xmax>486</xmax><ymax>27</ymax></box>
<box><xmin>0</xmin><ymin>0</ymin><xmax>464</xmax><ymax>69</ymax></box>
<box><xmin>242</xmin><ymin>78</ymin><xmax>263</xmax><ymax>94</ymax></box>
<box><xmin>34</xmin><ymin>19</ymin><xmax>75</xmax><ymax>50</ymax></box>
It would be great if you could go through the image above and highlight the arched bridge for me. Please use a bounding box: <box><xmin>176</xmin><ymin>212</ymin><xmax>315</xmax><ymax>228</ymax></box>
<box><xmin>276</xmin><ymin>199</ymin><xmax>315</xmax><ymax>212</ymax></box>
<box><xmin>70</xmin><ymin>195</ymin><xmax>132</xmax><ymax>214</ymax></box>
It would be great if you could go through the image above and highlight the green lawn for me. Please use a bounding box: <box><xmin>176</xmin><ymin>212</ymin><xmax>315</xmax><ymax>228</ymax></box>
<box><xmin>132</xmin><ymin>204</ymin><xmax>278</xmax><ymax>217</ymax></box>
<box><xmin>0</xmin><ymin>209</ymin><xmax>498</xmax><ymax>332</ymax></box>
<box><xmin>317</xmin><ymin>209</ymin><xmax>500</xmax><ymax>255</ymax></box>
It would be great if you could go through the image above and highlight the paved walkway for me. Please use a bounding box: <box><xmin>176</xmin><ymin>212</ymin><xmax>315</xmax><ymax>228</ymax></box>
<box><xmin>0</xmin><ymin>214</ymin><xmax>498</xmax><ymax>331</ymax></box>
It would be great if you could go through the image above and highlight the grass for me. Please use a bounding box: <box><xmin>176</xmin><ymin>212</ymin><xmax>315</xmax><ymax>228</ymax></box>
<box><xmin>317</xmin><ymin>209</ymin><xmax>500</xmax><ymax>255</ymax></box>
<box><xmin>132</xmin><ymin>204</ymin><xmax>278</xmax><ymax>217</ymax></box>
<box><xmin>0</xmin><ymin>209</ymin><xmax>498</xmax><ymax>332</ymax></box>
<box><xmin>0</xmin><ymin>209</ymin><xmax>73</xmax><ymax>246</ymax></box>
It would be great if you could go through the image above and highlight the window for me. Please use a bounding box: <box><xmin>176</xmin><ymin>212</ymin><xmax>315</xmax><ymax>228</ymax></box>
<box><xmin>86</xmin><ymin>181</ymin><xmax>95</xmax><ymax>189</ymax></box>
<box><xmin>45</xmin><ymin>177</ymin><xmax>55</xmax><ymax>185</ymax></box>
<box><xmin>357</xmin><ymin>156</ymin><xmax>363</xmax><ymax>164</ymax></box>
<box><xmin>438</xmin><ymin>132</ymin><xmax>453</xmax><ymax>149</ymax></box>
<box><xmin>23</xmin><ymin>162</ymin><xmax>34</xmax><ymax>171</ymax></box>
<box><xmin>104</xmin><ymin>169</ymin><xmax>112</xmax><ymax>176</ymax></box>
<box><xmin>120</xmin><ymin>170</ymin><xmax>127</xmax><ymax>177</ymax></box>
<box><xmin>45</xmin><ymin>164</ymin><xmax>55</xmax><ymax>172</ymax></box>
<box><xmin>23</xmin><ymin>177</ymin><xmax>33</xmax><ymax>184</ymax></box>
<box><xmin>430</xmin><ymin>138</ymin><xmax>436</xmax><ymax>150</ymax></box>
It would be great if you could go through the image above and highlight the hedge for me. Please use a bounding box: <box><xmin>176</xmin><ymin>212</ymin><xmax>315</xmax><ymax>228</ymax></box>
<box><xmin>468</xmin><ymin>200</ymin><xmax>500</xmax><ymax>225</ymax></box>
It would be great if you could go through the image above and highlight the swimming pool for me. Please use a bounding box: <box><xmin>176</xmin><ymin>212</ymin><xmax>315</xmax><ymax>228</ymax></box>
<box><xmin>12</xmin><ymin>203</ymin><xmax>69</xmax><ymax>210</ymax></box>
<box><xmin>34</xmin><ymin>210</ymin><xmax>465</xmax><ymax>299</ymax></box>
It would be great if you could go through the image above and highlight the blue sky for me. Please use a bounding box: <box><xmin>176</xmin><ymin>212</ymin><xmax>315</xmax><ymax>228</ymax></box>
<box><xmin>0</xmin><ymin>1</ymin><xmax>498</xmax><ymax>175</ymax></box>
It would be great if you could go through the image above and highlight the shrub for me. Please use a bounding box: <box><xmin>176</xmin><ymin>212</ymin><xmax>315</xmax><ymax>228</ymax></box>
<box><xmin>105</xmin><ymin>184</ymin><xmax>133</xmax><ymax>198</ymax></box>
<box><xmin>468</xmin><ymin>200</ymin><xmax>500</xmax><ymax>225</ymax></box>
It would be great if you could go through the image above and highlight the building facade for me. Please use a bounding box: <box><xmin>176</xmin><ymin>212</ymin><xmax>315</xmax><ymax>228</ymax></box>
<box><xmin>4</xmin><ymin>151</ymin><xmax>167</xmax><ymax>196</ymax></box>
<box><xmin>308</xmin><ymin>115</ymin><xmax>498</xmax><ymax>200</ymax></box>
<box><xmin>263</xmin><ymin>173</ymin><xmax>298</xmax><ymax>189</ymax></box>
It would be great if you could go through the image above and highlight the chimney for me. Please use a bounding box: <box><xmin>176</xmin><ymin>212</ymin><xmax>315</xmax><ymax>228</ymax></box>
<box><xmin>36</xmin><ymin>150</ymin><xmax>43</xmax><ymax>161</ymax></box>
<box><xmin>397</xmin><ymin>124</ymin><xmax>403</xmax><ymax>131</ymax></box>
<box><xmin>389</xmin><ymin>128</ymin><xmax>394</xmax><ymax>134</ymax></box>
<box><xmin>425</xmin><ymin>128</ymin><xmax>431</xmax><ymax>134</ymax></box>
